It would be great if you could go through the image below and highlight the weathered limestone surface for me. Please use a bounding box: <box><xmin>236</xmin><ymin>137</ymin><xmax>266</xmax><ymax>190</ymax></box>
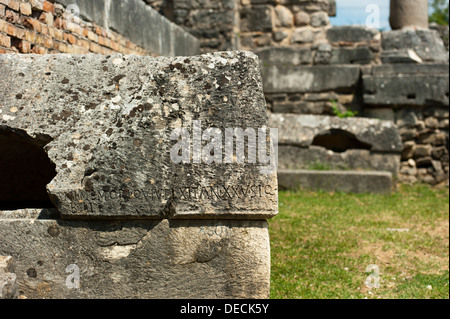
<box><xmin>0</xmin><ymin>256</ymin><xmax>14</xmax><ymax>273</ymax></box>
<box><xmin>278</xmin><ymin>146</ymin><xmax>400</xmax><ymax>176</ymax></box>
<box><xmin>0</xmin><ymin>52</ymin><xmax>278</xmax><ymax>219</ymax></box>
<box><xmin>255</xmin><ymin>47</ymin><xmax>313</xmax><ymax>66</ymax></box>
<box><xmin>278</xmin><ymin>169</ymin><xmax>393</xmax><ymax>194</ymax></box>
<box><xmin>0</xmin><ymin>52</ymin><xmax>276</xmax><ymax>299</ymax></box>
<box><xmin>382</xmin><ymin>30</ymin><xmax>449</xmax><ymax>63</ymax></box>
<box><xmin>329</xmin><ymin>47</ymin><xmax>374</xmax><ymax>65</ymax></box>
<box><xmin>326</xmin><ymin>26</ymin><xmax>380</xmax><ymax>43</ymax></box>
<box><xmin>380</xmin><ymin>49</ymin><xmax>424</xmax><ymax>64</ymax></box>
<box><xmin>270</xmin><ymin>114</ymin><xmax>401</xmax><ymax>192</ymax></box>
<box><xmin>0</xmin><ymin>255</ymin><xmax>18</xmax><ymax>299</ymax></box>
<box><xmin>0</xmin><ymin>209</ymin><xmax>270</xmax><ymax>299</ymax></box>
<box><xmin>261</xmin><ymin>64</ymin><xmax>361</xmax><ymax>93</ymax></box>
<box><xmin>363</xmin><ymin>64</ymin><xmax>450</xmax><ymax>107</ymax></box>
<box><xmin>269</xmin><ymin>114</ymin><xmax>403</xmax><ymax>153</ymax></box>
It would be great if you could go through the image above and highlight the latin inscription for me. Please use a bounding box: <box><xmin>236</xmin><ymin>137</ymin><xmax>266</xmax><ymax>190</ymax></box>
<box><xmin>74</xmin><ymin>183</ymin><xmax>275</xmax><ymax>202</ymax></box>
<box><xmin>199</xmin><ymin>225</ymin><xmax>232</xmax><ymax>237</ymax></box>
<box><xmin>67</xmin><ymin>183</ymin><xmax>276</xmax><ymax>215</ymax></box>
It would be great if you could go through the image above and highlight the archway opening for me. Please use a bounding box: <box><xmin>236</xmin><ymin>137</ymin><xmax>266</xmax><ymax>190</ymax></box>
<box><xmin>0</xmin><ymin>127</ymin><xmax>56</xmax><ymax>209</ymax></box>
<box><xmin>311</xmin><ymin>129</ymin><xmax>372</xmax><ymax>153</ymax></box>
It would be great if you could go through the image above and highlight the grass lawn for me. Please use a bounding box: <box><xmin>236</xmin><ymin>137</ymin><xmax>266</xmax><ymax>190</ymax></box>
<box><xmin>269</xmin><ymin>184</ymin><xmax>449</xmax><ymax>299</ymax></box>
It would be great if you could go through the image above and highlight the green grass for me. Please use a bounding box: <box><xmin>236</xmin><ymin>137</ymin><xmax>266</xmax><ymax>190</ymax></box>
<box><xmin>306</xmin><ymin>161</ymin><xmax>334</xmax><ymax>171</ymax></box>
<box><xmin>305</xmin><ymin>161</ymin><xmax>354</xmax><ymax>171</ymax></box>
<box><xmin>269</xmin><ymin>184</ymin><xmax>449</xmax><ymax>299</ymax></box>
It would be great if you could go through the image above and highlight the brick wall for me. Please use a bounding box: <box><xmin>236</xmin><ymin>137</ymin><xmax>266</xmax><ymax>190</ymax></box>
<box><xmin>0</xmin><ymin>0</ymin><xmax>149</xmax><ymax>55</ymax></box>
<box><xmin>0</xmin><ymin>0</ymin><xmax>201</xmax><ymax>56</ymax></box>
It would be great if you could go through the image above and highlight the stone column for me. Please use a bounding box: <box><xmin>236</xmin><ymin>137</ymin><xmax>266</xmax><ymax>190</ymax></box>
<box><xmin>389</xmin><ymin>0</ymin><xmax>429</xmax><ymax>30</ymax></box>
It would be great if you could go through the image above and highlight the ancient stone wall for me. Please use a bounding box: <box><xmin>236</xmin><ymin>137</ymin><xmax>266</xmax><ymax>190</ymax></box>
<box><xmin>0</xmin><ymin>0</ymin><xmax>199</xmax><ymax>56</ymax></box>
<box><xmin>146</xmin><ymin>0</ymin><xmax>336</xmax><ymax>53</ymax></box>
<box><xmin>238</xmin><ymin>0</ymin><xmax>336</xmax><ymax>51</ymax></box>
<box><xmin>1</xmin><ymin>0</ymin><xmax>448</xmax><ymax>187</ymax></box>
<box><xmin>248</xmin><ymin>8</ymin><xmax>448</xmax><ymax>186</ymax></box>
<box><xmin>258</xmin><ymin>25</ymin><xmax>381</xmax><ymax>117</ymax></box>
<box><xmin>148</xmin><ymin>0</ymin><xmax>240</xmax><ymax>53</ymax></box>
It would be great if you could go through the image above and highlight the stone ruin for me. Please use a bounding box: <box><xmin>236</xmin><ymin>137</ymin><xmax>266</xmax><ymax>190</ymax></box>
<box><xmin>1</xmin><ymin>0</ymin><xmax>447</xmax><ymax>185</ymax></box>
<box><xmin>1</xmin><ymin>0</ymin><xmax>449</xmax><ymax>300</ymax></box>
<box><xmin>271</xmin><ymin>114</ymin><xmax>402</xmax><ymax>193</ymax></box>
<box><xmin>142</xmin><ymin>0</ymin><xmax>449</xmax><ymax>189</ymax></box>
<box><xmin>0</xmin><ymin>52</ymin><xmax>278</xmax><ymax>298</ymax></box>
<box><xmin>249</xmin><ymin>0</ymin><xmax>448</xmax><ymax>189</ymax></box>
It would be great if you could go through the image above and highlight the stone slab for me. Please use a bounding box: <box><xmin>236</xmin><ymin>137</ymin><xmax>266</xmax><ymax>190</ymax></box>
<box><xmin>0</xmin><ymin>53</ymin><xmax>278</xmax><ymax>219</ymax></box>
<box><xmin>330</xmin><ymin>47</ymin><xmax>374</xmax><ymax>65</ymax></box>
<box><xmin>278</xmin><ymin>145</ymin><xmax>400</xmax><ymax>176</ymax></box>
<box><xmin>380</xmin><ymin>49</ymin><xmax>424</xmax><ymax>64</ymax></box>
<box><xmin>260</xmin><ymin>64</ymin><xmax>361</xmax><ymax>93</ymax></box>
<box><xmin>278</xmin><ymin>169</ymin><xmax>393</xmax><ymax>194</ymax></box>
<box><xmin>255</xmin><ymin>47</ymin><xmax>312</xmax><ymax>66</ymax></box>
<box><xmin>363</xmin><ymin>64</ymin><xmax>450</xmax><ymax>107</ymax></box>
<box><xmin>381</xmin><ymin>29</ymin><xmax>448</xmax><ymax>63</ymax></box>
<box><xmin>363</xmin><ymin>108</ymin><xmax>395</xmax><ymax>122</ymax></box>
<box><xmin>326</xmin><ymin>26</ymin><xmax>380</xmax><ymax>43</ymax></box>
<box><xmin>0</xmin><ymin>209</ymin><xmax>270</xmax><ymax>299</ymax></box>
<box><xmin>269</xmin><ymin>114</ymin><xmax>403</xmax><ymax>153</ymax></box>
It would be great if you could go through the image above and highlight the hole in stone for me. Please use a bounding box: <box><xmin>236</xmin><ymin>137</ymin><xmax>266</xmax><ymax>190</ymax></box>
<box><xmin>10</xmin><ymin>37</ymin><xmax>22</xmax><ymax>52</ymax></box>
<box><xmin>311</xmin><ymin>129</ymin><xmax>372</xmax><ymax>153</ymax></box>
<box><xmin>161</xmin><ymin>0</ymin><xmax>174</xmax><ymax>21</ymax></box>
<box><xmin>31</xmin><ymin>10</ymin><xmax>41</xmax><ymax>19</ymax></box>
<box><xmin>0</xmin><ymin>126</ymin><xmax>56</xmax><ymax>210</ymax></box>
<box><xmin>26</xmin><ymin>267</ymin><xmax>37</xmax><ymax>278</ymax></box>
<box><xmin>407</xmin><ymin>94</ymin><xmax>416</xmax><ymax>100</ymax></box>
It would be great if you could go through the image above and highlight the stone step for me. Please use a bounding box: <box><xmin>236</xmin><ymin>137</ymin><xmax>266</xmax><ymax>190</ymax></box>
<box><xmin>0</xmin><ymin>213</ymin><xmax>270</xmax><ymax>299</ymax></box>
<box><xmin>278</xmin><ymin>169</ymin><xmax>393</xmax><ymax>194</ymax></box>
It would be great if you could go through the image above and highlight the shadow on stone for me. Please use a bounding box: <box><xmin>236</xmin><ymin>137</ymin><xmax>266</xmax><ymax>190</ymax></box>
<box><xmin>311</xmin><ymin>129</ymin><xmax>372</xmax><ymax>153</ymax></box>
<box><xmin>0</xmin><ymin>126</ymin><xmax>56</xmax><ymax>209</ymax></box>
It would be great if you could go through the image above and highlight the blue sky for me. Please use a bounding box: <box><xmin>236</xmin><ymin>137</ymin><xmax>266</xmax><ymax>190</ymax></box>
<box><xmin>329</xmin><ymin>0</ymin><xmax>391</xmax><ymax>30</ymax></box>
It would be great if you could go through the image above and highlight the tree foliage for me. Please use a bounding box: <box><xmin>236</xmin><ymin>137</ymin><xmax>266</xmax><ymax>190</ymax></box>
<box><xmin>429</xmin><ymin>0</ymin><xmax>449</xmax><ymax>25</ymax></box>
